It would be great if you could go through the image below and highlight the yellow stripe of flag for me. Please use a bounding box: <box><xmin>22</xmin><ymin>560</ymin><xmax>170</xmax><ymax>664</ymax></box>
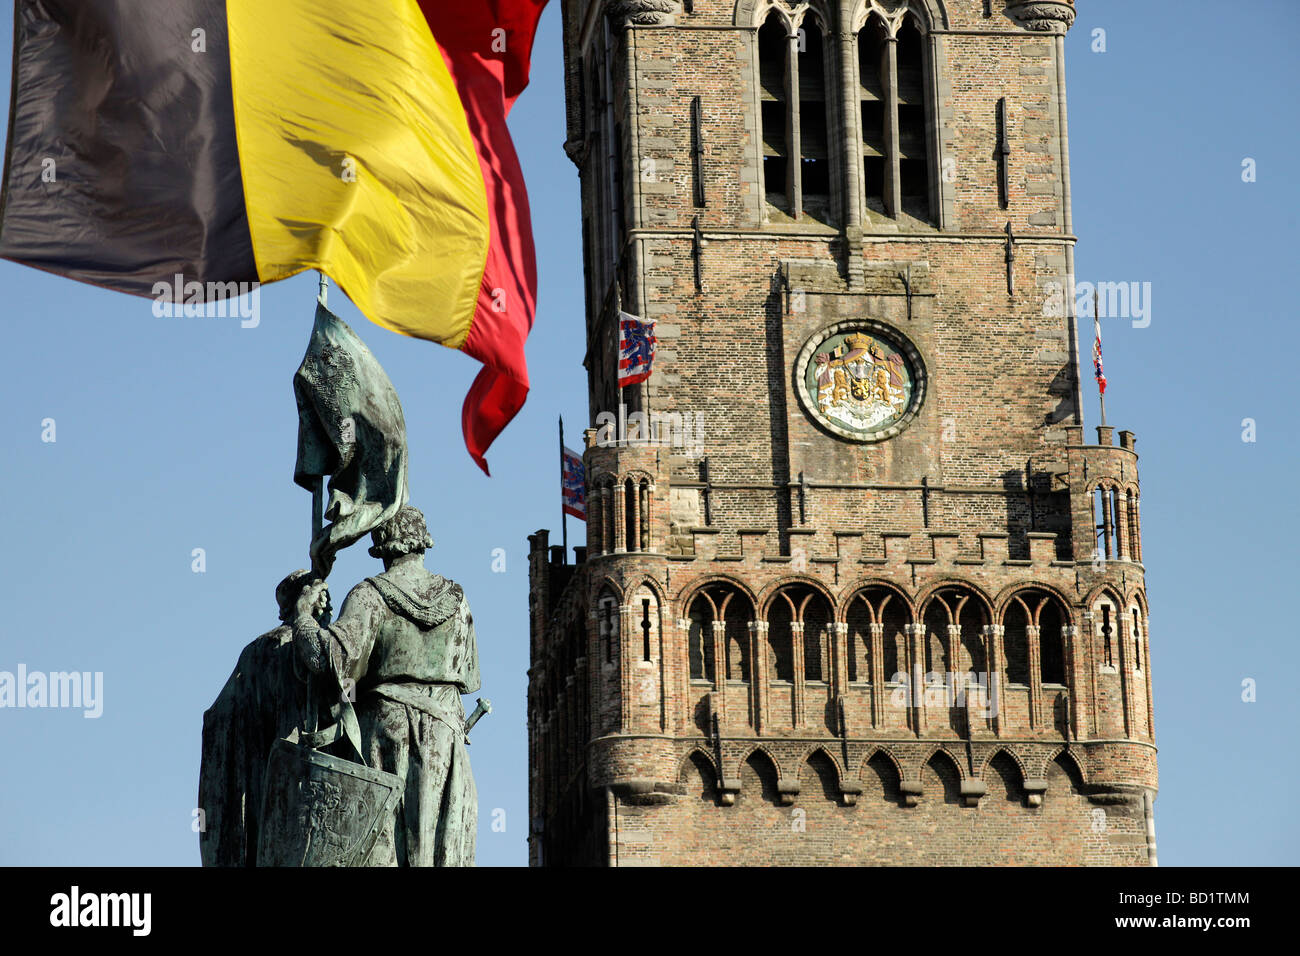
<box><xmin>227</xmin><ymin>0</ymin><xmax>489</xmax><ymax>348</ymax></box>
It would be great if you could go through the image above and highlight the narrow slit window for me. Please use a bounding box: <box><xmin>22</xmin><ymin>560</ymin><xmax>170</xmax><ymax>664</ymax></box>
<box><xmin>1101</xmin><ymin>605</ymin><xmax>1113</xmax><ymax>667</ymax></box>
<box><xmin>690</xmin><ymin>95</ymin><xmax>706</xmax><ymax>207</ymax></box>
<box><xmin>1132</xmin><ymin>609</ymin><xmax>1142</xmax><ymax>668</ymax></box>
<box><xmin>624</xmin><ymin>478</ymin><xmax>636</xmax><ymax>552</ymax></box>
<box><xmin>602</xmin><ymin>599</ymin><xmax>617</xmax><ymax>665</ymax></box>
<box><xmin>642</xmin><ymin>598</ymin><xmax>652</xmax><ymax>662</ymax></box>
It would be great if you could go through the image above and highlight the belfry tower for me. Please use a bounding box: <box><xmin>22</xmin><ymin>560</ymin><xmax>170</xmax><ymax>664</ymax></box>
<box><xmin>528</xmin><ymin>0</ymin><xmax>1157</xmax><ymax>866</ymax></box>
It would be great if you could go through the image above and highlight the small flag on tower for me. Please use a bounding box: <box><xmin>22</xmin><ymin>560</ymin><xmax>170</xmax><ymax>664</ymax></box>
<box><xmin>618</xmin><ymin>311</ymin><xmax>657</xmax><ymax>388</ymax></box>
<box><xmin>1092</xmin><ymin>311</ymin><xmax>1107</xmax><ymax>395</ymax></box>
<box><xmin>561</xmin><ymin>446</ymin><xmax>587</xmax><ymax>521</ymax></box>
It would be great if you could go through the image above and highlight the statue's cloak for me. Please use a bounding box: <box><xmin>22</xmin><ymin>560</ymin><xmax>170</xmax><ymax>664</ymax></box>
<box><xmin>315</xmin><ymin>563</ymin><xmax>480</xmax><ymax>866</ymax></box>
<box><xmin>198</xmin><ymin>627</ymin><xmax>311</xmax><ymax>866</ymax></box>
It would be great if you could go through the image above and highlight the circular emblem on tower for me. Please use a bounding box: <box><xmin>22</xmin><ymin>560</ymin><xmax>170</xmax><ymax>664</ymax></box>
<box><xmin>794</xmin><ymin>319</ymin><xmax>925</xmax><ymax>442</ymax></box>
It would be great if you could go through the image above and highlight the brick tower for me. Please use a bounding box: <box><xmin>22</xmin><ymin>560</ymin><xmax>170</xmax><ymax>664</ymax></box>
<box><xmin>528</xmin><ymin>0</ymin><xmax>1157</xmax><ymax>866</ymax></box>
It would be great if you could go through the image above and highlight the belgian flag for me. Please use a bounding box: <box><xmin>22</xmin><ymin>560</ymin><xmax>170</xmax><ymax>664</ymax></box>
<box><xmin>0</xmin><ymin>0</ymin><xmax>547</xmax><ymax>473</ymax></box>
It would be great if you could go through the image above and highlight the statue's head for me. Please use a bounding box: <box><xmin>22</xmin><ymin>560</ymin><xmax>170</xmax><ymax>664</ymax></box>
<box><xmin>275</xmin><ymin>569</ymin><xmax>314</xmax><ymax>622</ymax></box>
<box><xmin>368</xmin><ymin>505</ymin><xmax>433</xmax><ymax>562</ymax></box>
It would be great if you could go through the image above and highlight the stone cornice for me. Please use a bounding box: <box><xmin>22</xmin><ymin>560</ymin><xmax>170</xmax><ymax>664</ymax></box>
<box><xmin>1004</xmin><ymin>0</ymin><xmax>1076</xmax><ymax>34</ymax></box>
<box><xmin>607</xmin><ymin>0</ymin><xmax>679</xmax><ymax>27</ymax></box>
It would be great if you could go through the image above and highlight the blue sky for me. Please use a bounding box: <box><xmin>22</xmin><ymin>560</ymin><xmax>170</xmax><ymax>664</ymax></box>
<box><xmin>0</xmin><ymin>0</ymin><xmax>1296</xmax><ymax>867</ymax></box>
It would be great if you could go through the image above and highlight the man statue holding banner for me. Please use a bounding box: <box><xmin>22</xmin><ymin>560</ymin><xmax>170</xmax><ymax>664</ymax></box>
<box><xmin>289</xmin><ymin>505</ymin><xmax>481</xmax><ymax>867</ymax></box>
<box><xmin>201</xmin><ymin>304</ymin><xmax>484</xmax><ymax>867</ymax></box>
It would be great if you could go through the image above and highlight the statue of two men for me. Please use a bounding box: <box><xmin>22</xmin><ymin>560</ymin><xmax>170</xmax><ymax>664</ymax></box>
<box><xmin>199</xmin><ymin>505</ymin><xmax>480</xmax><ymax>866</ymax></box>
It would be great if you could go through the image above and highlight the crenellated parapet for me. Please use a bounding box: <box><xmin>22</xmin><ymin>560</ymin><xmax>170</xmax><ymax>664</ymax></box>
<box><xmin>671</xmin><ymin>524</ymin><xmax>1075</xmax><ymax>572</ymax></box>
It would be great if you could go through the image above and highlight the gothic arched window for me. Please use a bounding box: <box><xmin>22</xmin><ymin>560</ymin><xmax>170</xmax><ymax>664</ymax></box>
<box><xmin>688</xmin><ymin>599</ymin><xmax>713</xmax><ymax>683</ymax></box>
<box><xmin>921</xmin><ymin>587</ymin><xmax>989</xmax><ymax>674</ymax></box>
<box><xmin>1004</xmin><ymin>590</ymin><xmax>1069</xmax><ymax>686</ymax></box>
<box><xmin>896</xmin><ymin>15</ymin><xmax>932</xmax><ymax>220</ymax></box>
<box><xmin>1039</xmin><ymin>599</ymin><xmax>1066</xmax><ymax>685</ymax></box>
<box><xmin>767</xmin><ymin>592</ymin><xmax>796</xmax><ymax>681</ymax></box>
<box><xmin>1003</xmin><ymin>601</ymin><xmax>1030</xmax><ymax>686</ymax></box>
<box><xmin>767</xmin><ymin>584</ymin><xmax>832</xmax><ymax>682</ymax></box>
<box><xmin>758</xmin><ymin>12</ymin><xmax>792</xmax><ymax>216</ymax></box>
<box><xmin>757</xmin><ymin>9</ymin><xmax>836</xmax><ymax>224</ymax></box>
<box><xmin>801</xmin><ymin>591</ymin><xmax>832</xmax><ymax>682</ymax></box>
<box><xmin>922</xmin><ymin>599</ymin><xmax>949</xmax><ymax>677</ymax></box>
<box><xmin>687</xmin><ymin>583</ymin><xmax>754</xmax><ymax>685</ymax></box>
<box><xmin>797</xmin><ymin>17</ymin><xmax>833</xmax><ymax>222</ymax></box>
<box><xmin>1126</xmin><ymin>490</ymin><xmax>1142</xmax><ymax>562</ymax></box>
<box><xmin>857</xmin><ymin>10</ymin><xmax>935</xmax><ymax>224</ymax></box>
<box><xmin>858</xmin><ymin>14</ymin><xmax>888</xmax><ymax>211</ymax></box>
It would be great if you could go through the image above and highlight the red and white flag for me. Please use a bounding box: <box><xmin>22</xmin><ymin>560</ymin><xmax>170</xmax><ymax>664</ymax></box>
<box><xmin>561</xmin><ymin>445</ymin><xmax>586</xmax><ymax>520</ymax></box>
<box><xmin>1092</xmin><ymin>312</ymin><xmax>1107</xmax><ymax>395</ymax></box>
<box><xmin>618</xmin><ymin>311</ymin><xmax>656</xmax><ymax>388</ymax></box>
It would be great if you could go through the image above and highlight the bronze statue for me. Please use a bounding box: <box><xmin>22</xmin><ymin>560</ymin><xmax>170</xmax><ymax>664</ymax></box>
<box><xmin>290</xmin><ymin>506</ymin><xmax>481</xmax><ymax>866</ymax></box>
<box><xmin>200</xmin><ymin>302</ymin><xmax>485</xmax><ymax>867</ymax></box>
<box><xmin>198</xmin><ymin>570</ymin><xmax>326</xmax><ymax>866</ymax></box>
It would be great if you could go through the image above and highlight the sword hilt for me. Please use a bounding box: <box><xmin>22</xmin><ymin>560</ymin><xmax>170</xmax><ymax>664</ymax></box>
<box><xmin>464</xmin><ymin>697</ymin><xmax>492</xmax><ymax>744</ymax></box>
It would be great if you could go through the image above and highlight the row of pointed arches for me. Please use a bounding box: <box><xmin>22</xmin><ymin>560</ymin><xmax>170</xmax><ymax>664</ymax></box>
<box><xmin>680</xmin><ymin>744</ymin><xmax>1086</xmax><ymax>807</ymax></box>
<box><xmin>685</xmin><ymin>579</ymin><xmax>1070</xmax><ymax>687</ymax></box>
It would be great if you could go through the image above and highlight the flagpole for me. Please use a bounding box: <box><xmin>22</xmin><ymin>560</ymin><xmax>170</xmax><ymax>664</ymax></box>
<box><xmin>313</xmin><ymin>273</ymin><xmax>327</xmax><ymax>577</ymax></box>
<box><xmin>1095</xmin><ymin>295</ymin><xmax>1107</xmax><ymax>428</ymax></box>
<box><xmin>311</xmin><ymin>272</ymin><xmax>331</xmax><ymax>626</ymax></box>
<box><xmin>614</xmin><ymin>280</ymin><xmax>625</xmax><ymax>438</ymax></box>
<box><xmin>559</xmin><ymin>415</ymin><xmax>568</xmax><ymax>557</ymax></box>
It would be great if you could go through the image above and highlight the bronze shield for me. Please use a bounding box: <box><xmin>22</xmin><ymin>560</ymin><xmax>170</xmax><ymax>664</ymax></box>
<box><xmin>256</xmin><ymin>739</ymin><xmax>403</xmax><ymax>867</ymax></box>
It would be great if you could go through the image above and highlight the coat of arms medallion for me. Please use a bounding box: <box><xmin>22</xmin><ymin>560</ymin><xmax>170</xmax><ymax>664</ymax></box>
<box><xmin>794</xmin><ymin>320</ymin><xmax>926</xmax><ymax>442</ymax></box>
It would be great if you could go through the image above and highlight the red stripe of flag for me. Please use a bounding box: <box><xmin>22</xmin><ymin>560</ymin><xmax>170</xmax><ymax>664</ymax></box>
<box><xmin>421</xmin><ymin>1</ymin><xmax>548</xmax><ymax>475</ymax></box>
